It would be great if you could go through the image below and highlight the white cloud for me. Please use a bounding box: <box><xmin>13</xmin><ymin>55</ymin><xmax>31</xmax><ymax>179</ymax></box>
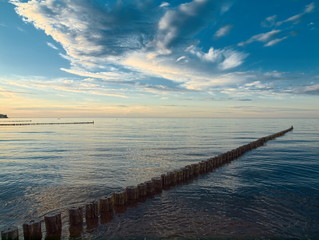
<box><xmin>4</xmin><ymin>75</ymin><xmax>128</xmax><ymax>98</ymax></box>
<box><xmin>155</xmin><ymin>0</ymin><xmax>215</xmax><ymax>54</ymax></box>
<box><xmin>186</xmin><ymin>45</ymin><xmax>247</xmax><ymax>70</ymax></box>
<box><xmin>47</xmin><ymin>42</ymin><xmax>58</xmax><ymax>50</ymax></box>
<box><xmin>261</xmin><ymin>15</ymin><xmax>277</xmax><ymax>27</ymax></box>
<box><xmin>275</xmin><ymin>2</ymin><xmax>316</xmax><ymax>26</ymax></box>
<box><xmin>298</xmin><ymin>84</ymin><xmax>319</xmax><ymax>95</ymax></box>
<box><xmin>10</xmin><ymin>0</ymin><xmax>160</xmax><ymax>69</ymax></box>
<box><xmin>219</xmin><ymin>51</ymin><xmax>247</xmax><ymax>70</ymax></box>
<box><xmin>305</xmin><ymin>2</ymin><xmax>315</xmax><ymax>13</ymax></box>
<box><xmin>159</xmin><ymin>2</ymin><xmax>170</xmax><ymax>8</ymax></box>
<box><xmin>176</xmin><ymin>56</ymin><xmax>188</xmax><ymax>62</ymax></box>
<box><xmin>238</xmin><ymin>30</ymin><xmax>282</xmax><ymax>46</ymax></box>
<box><xmin>264</xmin><ymin>37</ymin><xmax>288</xmax><ymax>47</ymax></box>
<box><xmin>214</xmin><ymin>24</ymin><xmax>232</xmax><ymax>38</ymax></box>
<box><xmin>220</xmin><ymin>3</ymin><xmax>232</xmax><ymax>14</ymax></box>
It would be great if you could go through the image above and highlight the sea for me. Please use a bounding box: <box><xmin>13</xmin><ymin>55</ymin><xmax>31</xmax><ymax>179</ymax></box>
<box><xmin>0</xmin><ymin>118</ymin><xmax>318</xmax><ymax>239</ymax></box>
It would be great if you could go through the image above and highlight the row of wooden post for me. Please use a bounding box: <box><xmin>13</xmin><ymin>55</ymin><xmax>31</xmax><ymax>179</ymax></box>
<box><xmin>0</xmin><ymin>121</ymin><xmax>94</xmax><ymax>126</ymax></box>
<box><xmin>1</xmin><ymin>126</ymin><xmax>293</xmax><ymax>240</ymax></box>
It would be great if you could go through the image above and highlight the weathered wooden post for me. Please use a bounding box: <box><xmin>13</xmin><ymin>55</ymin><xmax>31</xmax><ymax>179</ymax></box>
<box><xmin>207</xmin><ymin>160</ymin><xmax>213</xmax><ymax>171</ymax></box>
<box><xmin>177</xmin><ymin>169</ymin><xmax>183</xmax><ymax>182</ymax></box>
<box><xmin>188</xmin><ymin>164</ymin><xmax>194</xmax><ymax>178</ymax></box>
<box><xmin>44</xmin><ymin>212</ymin><xmax>62</xmax><ymax>239</ymax></box>
<box><xmin>162</xmin><ymin>173</ymin><xmax>171</xmax><ymax>188</ymax></box>
<box><xmin>85</xmin><ymin>201</ymin><xmax>98</xmax><ymax>221</ymax></box>
<box><xmin>99</xmin><ymin>196</ymin><xmax>113</xmax><ymax>213</ymax></box>
<box><xmin>68</xmin><ymin>207</ymin><xmax>83</xmax><ymax>238</ymax></box>
<box><xmin>137</xmin><ymin>183</ymin><xmax>147</xmax><ymax>199</ymax></box>
<box><xmin>199</xmin><ymin>161</ymin><xmax>205</xmax><ymax>173</ymax></box>
<box><xmin>85</xmin><ymin>201</ymin><xmax>98</xmax><ymax>230</ymax></box>
<box><xmin>112</xmin><ymin>190</ymin><xmax>127</xmax><ymax>213</ymax></box>
<box><xmin>126</xmin><ymin>186</ymin><xmax>139</xmax><ymax>204</ymax></box>
<box><xmin>186</xmin><ymin>166</ymin><xmax>191</xmax><ymax>179</ymax></box>
<box><xmin>167</xmin><ymin>171</ymin><xmax>176</xmax><ymax>186</ymax></box>
<box><xmin>152</xmin><ymin>177</ymin><xmax>162</xmax><ymax>193</ymax></box>
<box><xmin>160</xmin><ymin>174</ymin><xmax>166</xmax><ymax>188</ymax></box>
<box><xmin>99</xmin><ymin>195</ymin><xmax>113</xmax><ymax>223</ymax></box>
<box><xmin>181</xmin><ymin>167</ymin><xmax>188</xmax><ymax>181</ymax></box>
<box><xmin>145</xmin><ymin>180</ymin><xmax>155</xmax><ymax>196</ymax></box>
<box><xmin>1</xmin><ymin>227</ymin><xmax>19</xmax><ymax>240</ymax></box>
<box><xmin>69</xmin><ymin>207</ymin><xmax>83</xmax><ymax>228</ymax></box>
<box><xmin>23</xmin><ymin>219</ymin><xmax>42</xmax><ymax>240</ymax></box>
<box><xmin>193</xmin><ymin>163</ymin><xmax>200</xmax><ymax>176</ymax></box>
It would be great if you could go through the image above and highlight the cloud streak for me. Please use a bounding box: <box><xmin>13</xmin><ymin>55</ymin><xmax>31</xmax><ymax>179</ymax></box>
<box><xmin>238</xmin><ymin>30</ymin><xmax>282</xmax><ymax>47</ymax></box>
<box><xmin>214</xmin><ymin>24</ymin><xmax>232</xmax><ymax>38</ymax></box>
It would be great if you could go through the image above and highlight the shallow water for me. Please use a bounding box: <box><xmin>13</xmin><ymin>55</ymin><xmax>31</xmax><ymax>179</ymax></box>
<box><xmin>1</xmin><ymin>118</ymin><xmax>318</xmax><ymax>239</ymax></box>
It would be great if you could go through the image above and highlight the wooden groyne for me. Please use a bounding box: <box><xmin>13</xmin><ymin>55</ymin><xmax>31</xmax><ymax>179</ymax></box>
<box><xmin>0</xmin><ymin>120</ymin><xmax>32</xmax><ymax>123</ymax></box>
<box><xmin>1</xmin><ymin>126</ymin><xmax>293</xmax><ymax>240</ymax></box>
<box><xmin>0</xmin><ymin>121</ymin><xmax>94</xmax><ymax>126</ymax></box>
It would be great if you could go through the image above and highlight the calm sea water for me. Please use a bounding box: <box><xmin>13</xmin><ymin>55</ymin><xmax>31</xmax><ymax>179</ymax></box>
<box><xmin>0</xmin><ymin>118</ymin><xmax>318</xmax><ymax>239</ymax></box>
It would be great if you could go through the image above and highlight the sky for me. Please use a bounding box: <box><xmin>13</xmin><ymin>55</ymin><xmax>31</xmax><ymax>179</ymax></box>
<box><xmin>0</xmin><ymin>0</ymin><xmax>318</xmax><ymax>118</ymax></box>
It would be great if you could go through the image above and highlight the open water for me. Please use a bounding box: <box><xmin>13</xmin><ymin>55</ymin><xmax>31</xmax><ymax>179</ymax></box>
<box><xmin>0</xmin><ymin>118</ymin><xmax>318</xmax><ymax>239</ymax></box>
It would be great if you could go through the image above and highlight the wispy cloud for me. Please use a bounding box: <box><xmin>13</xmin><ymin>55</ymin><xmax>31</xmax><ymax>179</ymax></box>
<box><xmin>159</xmin><ymin>2</ymin><xmax>169</xmax><ymax>8</ymax></box>
<box><xmin>262</xmin><ymin>2</ymin><xmax>316</xmax><ymax>28</ymax></box>
<box><xmin>186</xmin><ymin>45</ymin><xmax>247</xmax><ymax>70</ymax></box>
<box><xmin>264</xmin><ymin>36</ymin><xmax>288</xmax><ymax>47</ymax></box>
<box><xmin>47</xmin><ymin>42</ymin><xmax>58</xmax><ymax>50</ymax></box>
<box><xmin>214</xmin><ymin>24</ymin><xmax>232</xmax><ymax>38</ymax></box>
<box><xmin>275</xmin><ymin>2</ymin><xmax>315</xmax><ymax>26</ymax></box>
<box><xmin>295</xmin><ymin>84</ymin><xmax>319</xmax><ymax>95</ymax></box>
<box><xmin>3</xmin><ymin>76</ymin><xmax>128</xmax><ymax>98</ymax></box>
<box><xmin>238</xmin><ymin>30</ymin><xmax>282</xmax><ymax>47</ymax></box>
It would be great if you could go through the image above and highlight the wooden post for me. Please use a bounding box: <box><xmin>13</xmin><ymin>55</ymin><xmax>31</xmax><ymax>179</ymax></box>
<box><xmin>176</xmin><ymin>169</ymin><xmax>183</xmax><ymax>183</ymax></box>
<box><xmin>112</xmin><ymin>190</ymin><xmax>127</xmax><ymax>206</ymax></box>
<box><xmin>160</xmin><ymin>174</ymin><xmax>166</xmax><ymax>188</ymax></box>
<box><xmin>1</xmin><ymin>227</ymin><xmax>19</xmax><ymax>240</ymax></box>
<box><xmin>151</xmin><ymin>177</ymin><xmax>162</xmax><ymax>193</ymax></box>
<box><xmin>169</xmin><ymin>171</ymin><xmax>177</xmax><ymax>185</ymax></box>
<box><xmin>137</xmin><ymin>183</ymin><xmax>147</xmax><ymax>199</ymax></box>
<box><xmin>188</xmin><ymin>164</ymin><xmax>194</xmax><ymax>178</ymax></box>
<box><xmin>44</xmin><ymin>212</ymin><xmax>62</xmax><ymax>239</ymax></box>
<box><xmin>85</xmin><ymin>201</ymin><xmax>98</xmax><ymax>220</ymax></box>
<box><xmin>111</xmin><ymin>190</ymin><xmax>127</xmax><ymax>213</ymax></box>
<box><xmin>193</xmin><ymin>163</ymin><xmax>200</xmax><ymax>176</ymax></box>
<box><xmin>99</xmin><ymin>196</ymin><xmax>113</xmax><ymax>213</ymax></box>
<box><xmin>163</xmin><ymin>173</ymin><xmax>171</xmax><ymax>188</ymax></box>
<box><xmin>145</xmin><ymin>180</ymin><xmax>155</xmax><ymax>196</ymax></box>
<box><xmin>185</xmin><ymin>166</ymin><xmax>191</xmax><ymax>180</ymax></box>
<box><xmin>181</xmin><ymin>167</ymin><xmax>187</xmax><ymax>181</ymax></box>
<box><xmin>126</xmin><ymin>186</ymin><xmax>139</xmax><ymax>203</ymax></box>
<box><xmin>69</xmin><ymin>207</ymin><xmax>83</xmax><ymax>227</ymax></box>
<box><xmin>85</xmin><ymin>201</ymin><xmax>98</xmax><ymax>230</ymax></box>
<box><xmin>99</xmin><ymin>196</ymin><xmax>113</xmax><ymax>224</ymax></box>
<box><xmin>23</xmin><ymin>219</ymin><xmax>42</xmax><ymax>240</ymax></box>
<box><xmin>68</xmin><ymin>207</ymin><xmax>83</xmax><ymax>238</ymax></box>
<box><xmin>206</xmin><ymin>160</ymin><xmax>213</xmax><ymax>171</ymax></box>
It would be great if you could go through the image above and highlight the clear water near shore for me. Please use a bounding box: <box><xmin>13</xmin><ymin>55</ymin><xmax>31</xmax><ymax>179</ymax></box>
<box><xmin>0</xmin><ymin>118</ymin><xmax>318</xmax><ymax>239</ymax></box>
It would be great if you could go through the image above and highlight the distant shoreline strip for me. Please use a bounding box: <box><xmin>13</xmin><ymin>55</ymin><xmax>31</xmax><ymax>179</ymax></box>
<box><xmin>0</xmin><ymin>121</ymin><xmax>94</xmax><ymax>126</ymax></box>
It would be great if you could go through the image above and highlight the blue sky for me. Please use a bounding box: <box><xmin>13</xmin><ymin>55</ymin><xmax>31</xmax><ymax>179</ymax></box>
<box><xmin>0</xmin><ymin>0</ymin><xmax>318</xmax><ymax>118</ymax></box>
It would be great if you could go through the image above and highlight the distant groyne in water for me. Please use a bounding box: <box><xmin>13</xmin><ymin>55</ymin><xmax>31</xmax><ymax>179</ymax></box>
<box><xmin>0</xmin><ymin>121</ymin><xmax>94</xmax><ymax>126</ymax></box>
<box><xmin>1</xmin><ymin>126</ymin><xmax>293</xmax><ymax>240</ymax></box>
